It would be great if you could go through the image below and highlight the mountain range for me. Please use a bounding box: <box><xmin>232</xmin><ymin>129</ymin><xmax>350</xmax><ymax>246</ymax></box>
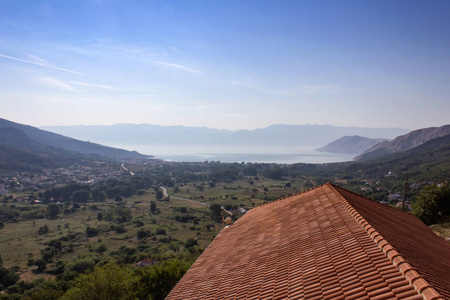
<box><xmin>346</xmin><ymin>132</ymin><xmax>450</xmax><ymax>182</ymax></box>
<box><xmin>355</xmin><ymin>124</ymin><xmax>450</xmax><ymax>161</ymax></box>
<box><xmin>1</xmin><ymin>118</ymin><xmax>449</xmax><ymax>177</ymax></box>
<box><xmin>41</xmin><ymin>123</ymin><xmax>410</xmax><ymax>150</ymax></box>
<box><xmin>0</xmin><ymin>118</ymin><xmax>148</xmax><ymax>171</ymax></box>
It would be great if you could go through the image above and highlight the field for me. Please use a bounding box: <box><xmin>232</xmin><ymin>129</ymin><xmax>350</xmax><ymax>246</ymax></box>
<box><xmin>0</xmin><ymin>176</ymin><xmax>310</xmax><ymax>282</ymax></box>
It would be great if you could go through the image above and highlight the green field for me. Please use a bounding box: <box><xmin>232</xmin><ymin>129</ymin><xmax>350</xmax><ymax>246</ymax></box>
<box><xmin>0</xmin><ymin>177</ymin><xmax>307</xmax><ymax>282</ymax></box>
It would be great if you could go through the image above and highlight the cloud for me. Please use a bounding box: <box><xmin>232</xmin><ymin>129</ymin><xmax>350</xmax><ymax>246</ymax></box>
<box><xmin>26</xmin><ymin>54</ymin><xmax>50</xmax><ymax>65</ymax></box>
<box><xmin>0</xmin><ymin>53</ymin><xmax>84</xmax><ymax>75</ymax></box>
<box><xmin>231</xmin><ymin>79</ymin><xmax>340</xmax><ymax>96</ymax></box>
<box><xmin>35</xmin><ymin>76</ymin><xmax>77</xmax><ymax>91</ymax></box>
<box><xmin>155</xmin><ymin>61</ymin><xmax>201</xmax><ymax>73</ymax></box>
<box><xmin>69</xmin><ymin>81</ymin><xmax>121</xmax><ymax>91</ymax></box>
<box><xmin>34</xmin><ymin>76</ymin><xmax>120</xmax><ymax>92</ymax></box>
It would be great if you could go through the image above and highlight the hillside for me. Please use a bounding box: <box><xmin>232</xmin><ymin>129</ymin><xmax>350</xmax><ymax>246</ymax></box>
<box><xmin>315</xmin><ymin>135</ymin><xmax>387</xmax><ymax>155</ymax></box>
<box><xmin>0</xmin><ymin>118</ymin><xmax>148</xmax><ymax>159</ymax></box>
<box><xmin>355</xmin><ymin>124</ymin><xmax>450</xmax><ymax>161</ymax></box>
<box><xmin>347</xmin><ymin>133</ymin><xmax>450</xmax><ymax>182</ymax></box>
<box><xmin>41</xmin><ymin>123</ymin><xmax>409</xmax><ymax>149</ymax></box>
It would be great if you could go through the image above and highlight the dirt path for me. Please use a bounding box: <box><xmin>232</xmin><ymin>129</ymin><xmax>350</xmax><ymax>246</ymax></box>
<box><xmin>160</xmin><ymin>186</ymin><xmax>232</xmax><ymax>215</ymax></box>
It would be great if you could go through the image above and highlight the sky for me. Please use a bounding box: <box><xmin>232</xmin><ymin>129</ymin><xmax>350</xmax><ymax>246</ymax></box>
<box><xmin>1</xmin><ymin>0</ymin><xmax>449</xmax><ymax>131</ymax></box>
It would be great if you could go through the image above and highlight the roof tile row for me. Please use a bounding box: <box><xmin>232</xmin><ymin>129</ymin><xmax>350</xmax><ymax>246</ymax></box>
<box><xmin>167</xmin><ymin>183</ymin><xmax>449</xmax><ymax>300</ymax></box>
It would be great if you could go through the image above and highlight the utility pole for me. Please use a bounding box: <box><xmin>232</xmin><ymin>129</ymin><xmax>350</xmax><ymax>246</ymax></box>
<box><xmin>402</xmin><ymin>177</ymin><xmax>409</xmax><ymax>211</ymax></box>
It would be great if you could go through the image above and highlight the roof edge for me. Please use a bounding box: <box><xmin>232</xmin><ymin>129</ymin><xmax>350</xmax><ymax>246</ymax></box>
<box><xmin>328</xmin><ymin>183</ymin><xmax>444</xmax><ymax>300</ymax></box>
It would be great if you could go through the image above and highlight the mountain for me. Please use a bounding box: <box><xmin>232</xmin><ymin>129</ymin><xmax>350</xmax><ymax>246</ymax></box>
<box><xmin>315</xmin><ymin>135</ymin><xmax>388</xmax><ymax>155</ymax></box>
<box><xmin>347</xmin><ymin>133</ymin><xmax>450</xmax><ymax>182</ymax></box>
<box><xmin>355</xmin><ymin>124</ymin><xmax>450</xmax><ymax>161</ymax></box>
<box><xmin>41</xmin><ymin>123</ymin><xmax>409</xmax><ymax>151</ymax></box>
<box><xmin>0</xmin><ymin>118</ymin><xmax>148</xmax><ymax>159</ymax></box>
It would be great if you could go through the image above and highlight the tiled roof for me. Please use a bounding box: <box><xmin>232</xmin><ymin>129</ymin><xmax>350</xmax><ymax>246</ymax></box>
<box><xmin>167</xmin><ymin>183</ymin><xmax>450</xmax><ymax>300</ymax></box>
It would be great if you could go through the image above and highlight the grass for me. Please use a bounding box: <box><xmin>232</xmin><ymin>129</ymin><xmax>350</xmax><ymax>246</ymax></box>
<box><xmin>0</xmin><ymin>187</ymin><xmax>224</xmax><ymax>281</ymax></box>
<box><xmin>430</xmin><ymin>223</ymin><xmax>450</xmax><ymax>241</ymax></box>
<box><xmin>4</xmin><ymin>176</ymin><xmax>446</xmax><ymax>283</ymax></box>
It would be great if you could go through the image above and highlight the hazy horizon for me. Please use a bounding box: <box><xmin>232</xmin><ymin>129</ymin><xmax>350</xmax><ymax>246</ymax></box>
<box><xmin>41</xmin><ymin>121</ymin><xmax>413</xmax><ymax>132</ymax></box>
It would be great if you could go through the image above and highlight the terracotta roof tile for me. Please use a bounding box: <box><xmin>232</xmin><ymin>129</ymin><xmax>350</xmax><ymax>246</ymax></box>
<box><xmin>167</xmin><ymin>183</ymin><xmax>450</xmax><ymax>300</ymax></box>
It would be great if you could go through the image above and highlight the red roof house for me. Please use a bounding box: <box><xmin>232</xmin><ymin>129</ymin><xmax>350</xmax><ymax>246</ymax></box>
<box><xmin>132</xmin><ymin>258</ymin><xmax>156</xmax><ymax>267</ymax></box>
<box><xmin>167</xmin><ymin>183</ymin><xmax>450</xmax><ymax>299</ymax></box>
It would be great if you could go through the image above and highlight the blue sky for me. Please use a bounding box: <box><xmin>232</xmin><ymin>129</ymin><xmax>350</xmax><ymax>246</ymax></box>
<box><xmin>1</xmin><ymin>0</ymin><xmax>449</xmax><ymax>130</ymax></box>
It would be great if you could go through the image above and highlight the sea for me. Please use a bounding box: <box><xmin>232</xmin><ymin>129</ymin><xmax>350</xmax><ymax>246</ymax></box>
<box><xmin>115</xmin><ymin>144</ymin><xmax>355</xmax><ymax>164</ymax></box>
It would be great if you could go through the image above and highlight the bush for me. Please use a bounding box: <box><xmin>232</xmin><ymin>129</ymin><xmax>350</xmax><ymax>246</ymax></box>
<box><xmin>34</xmin><ymin>259</ymin><xmax>46</xmax><ymax>273</ymax></box>
<box><xmin>155</xmin><ymin>228</ymin><xmax>166</xmax><ymax>235</ymax></box>
<box><xmin>0</xmin><ymin>267</ymin><xmax>19</xmax><ymax>289</ymax></box>
<box><xmin>86</xmin><ymin>227</ymin><xmax>98</xmax><ymax>237</ymax></box>
<box><xmin>95</xmin><ymin>244</ymin><xmax>108</xmax><ymax>254</ymax></box>
<box><xmin>68</xmin><ymin>259</ymin><xmax>95</xmax><ymax>274</ymax></box>
<box><xmin>137</xmin><ymin>230</ymin><xmax>149</xmax><ymax>240</ymax></box>
<box><xmin>60</xmin><ymin>262</ymin><xmax>138</xmax><ymax>300</ymax></box>
<box><xmin>413</xmin><ymin>184</ymin><xmax>450</xmax><ymax>225</ymax></box>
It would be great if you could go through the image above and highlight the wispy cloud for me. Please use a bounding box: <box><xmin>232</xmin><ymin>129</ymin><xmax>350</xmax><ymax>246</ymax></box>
<box><xmin>231</xmin><ymin>79</ymin><xmax>340</xmax><ymax>96</ymax></box>
<box><xmin>69</xmin><ymin>81</ymin><xmax>121</xmax><ymax>91</ymax></box>
<box><xmin>35</xmin><ymin>76</ymin><xmax>77</xmax><ymax>91</ymax></box>
<box><xmin>0</xmin><ymin>53</ymin><xmax>84</xmax><ymax>75</ymax></box>
<box><xmin>35</xmin><ymin>76</ymin><xmax>120</xmax><ymax>92</ymax></box>
<box><xmin>281</xmin><ymin>85</ymin><xmax>340</xmax><ymax>96</ymax></box>
<box><xmin>26</xmin><ymin>54</ymin><xmax>50</xmax><ymax>65</ymax></box>
<box><xmin>155</xmin><ymin>61</ymin><xmax>201</xmax><ymax>73</ymax></box>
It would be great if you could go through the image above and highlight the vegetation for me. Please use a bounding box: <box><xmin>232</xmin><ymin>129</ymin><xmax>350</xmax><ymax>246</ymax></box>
<box><xmin>0</xmin><ymin>134</ymin><xmax>449</xmax><ymax>298</ymax></box>
<box><xmin>413</xmin><ymin>184</ymin><xmax>450</xmax><ymax>225</ymax></box>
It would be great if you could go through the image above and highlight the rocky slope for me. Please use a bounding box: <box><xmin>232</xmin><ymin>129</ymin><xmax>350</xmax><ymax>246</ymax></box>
<box><xmin>355</xmin><ymin>124</ymin><xmax>450</xmax><ymax>161</ymax></box>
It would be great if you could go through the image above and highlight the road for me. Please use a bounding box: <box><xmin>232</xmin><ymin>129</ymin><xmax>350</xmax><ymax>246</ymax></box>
<box><xmin>121</xmin><ymin>164</ymin><xmax>135</xmax><ymax>176</ymax></box>
<box><xmin>159</xmin><ymin>186</ymin><xmax>232</xmax><ymax>215</ymax></box>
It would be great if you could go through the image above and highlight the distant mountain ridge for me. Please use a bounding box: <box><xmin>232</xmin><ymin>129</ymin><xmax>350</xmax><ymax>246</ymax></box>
<box><xmin>0</xmin><ymin>118</ymin><xmax>148</xmax><ymax>160</ymax></box>
<box><xmin>315</xmin><ymin>136</ymin><xmax>388</xmax><ymax>155</ymax></box>
<box><xmin>349</xmin><ymin>133</ymin><xmax>450</xmax><ymax>182</ymax></box>
<box><xmin>355</xmin><ymin>124</ymin><xmax>450</xmax><ymax>161</ymax></box>
<box><xmin>41</xmin><ymin>123</ymin><xmax>410</xmax><ymax>150</ymax></box>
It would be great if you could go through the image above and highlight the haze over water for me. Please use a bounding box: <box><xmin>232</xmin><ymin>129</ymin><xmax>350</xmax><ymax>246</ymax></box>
<box><xmin>115</xmin><ymin>144</ymin><xmax>355</xmax><ymax>164</ymax></box>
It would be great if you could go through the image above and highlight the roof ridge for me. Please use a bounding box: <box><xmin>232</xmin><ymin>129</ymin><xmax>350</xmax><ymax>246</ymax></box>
<box><xmin>327</xmin><ymin>183</ymin><xmax>444</xmax><ymax>300</ymax></box>
<box><xmin>249</xmin><ymin>182</ymin><xmax>330</xmax><ymax>211</ymax></box>
<box><xmin>330</xmin><ymin>182</ymin><xmax>416</xmax><ymax>217</ymax></box>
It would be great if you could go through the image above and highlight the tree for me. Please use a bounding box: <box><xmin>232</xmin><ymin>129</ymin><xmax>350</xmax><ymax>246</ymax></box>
<box><xmin>156</xmin><ymin>190</ymin><xmax>164</xmax><ymax>201</ymax></box>
<box><xmin>38</xmin><ymin>225</ymin><xmax>49</xmax><ymax>235</ymax></box>
<box><xmin>0</xmin><ymin>266</ymin><xmax>19</xmax><ymax>289</ymax></box>
<box><xmin>185</xmin><ymin>238</ymin><xmax>198</xmax><ymax>248</ymax></box>
<box><xmin>42</xmin><ymin>190</ymin><xmax>52</xmax><ymax>203</ymax></box>
<box><xmin>150</xmin><ymin>202</ymin><xmax>157</xmax><ymax>213</ymax></box>
<box><xmin>91</xmin><ymin>190</ymin><xmax>106</xmax><ymax>202</ymax></box>
<box><xmin>135</xmin><ymin>259</ymin><xmax>191</xmax><ymax>300</ymax></box>
<box><xmin>95</xmin><ymin>244</ymin><xmax>107</xmax><ymax>254</ymax></box>
<box><xmin>60</xmin><ymin>261</ymin><xmax>138</xmax><ymax>300</ymax></box>
<box><xmin>47</xmin><ymin>203</ymin><xmax>60</xmax><ymax>219</ymax></box>
<box><xmin>34</xmin><ymin>259</ymin><xmax>47</xmax><ymax>273</ymax></box>
<box><xmin>413</xmin><ymin>184</ymin><xmax>450</xmax><ymax>225</ymax></box>
<box><xmin>72</xmin><ymin>190</ymin><xmax>90</xmax><ymax>203</ymax></box>
<box><xmin>209</xmin><ymin>204</ymin><xmax>222</xmax><ymax>221</ymax></box>
<box><xmin>86</xmin><ymin>227</ymin><xmax>98</xmax><ymax>237</ymax></box>
<box><xmin>136</xmin><ymin>230</ymin><xmax>148</xmax><ymax>240</ymax></box>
